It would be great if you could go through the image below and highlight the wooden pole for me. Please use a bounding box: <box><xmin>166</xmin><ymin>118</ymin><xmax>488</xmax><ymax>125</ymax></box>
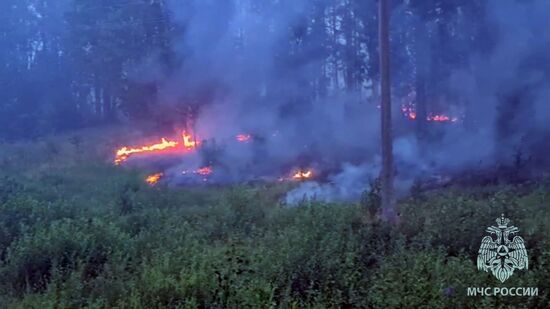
<box><xmin>379</xmin><ymin>0</ymin><xmax>396</xmax><ymax>223</ymax></box>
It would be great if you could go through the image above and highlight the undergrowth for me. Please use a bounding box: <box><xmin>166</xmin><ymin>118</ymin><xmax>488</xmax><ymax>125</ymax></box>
<box><xmin>0</xmin><ymin>143</ymin><xmax>548</xmax><ymax>308</ymax></box>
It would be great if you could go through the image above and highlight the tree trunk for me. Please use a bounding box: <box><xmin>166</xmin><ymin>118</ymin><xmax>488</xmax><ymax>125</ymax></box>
<box><xmin>378</xmin><ymin>0</ymin><xmax>396</xmax><ymax>223</ymax></box>
<box><xmin>415</xmin><ymin>74</ymin><xmax>428</xmax><ymax>142</ymax></box>
<box><xmin>414</xmin><ymin>22</ymin><xmax>429</xmax><ymax>153</ymax></box>
<box><xmin>102</xmin><ymin>86</ymin><xmax>114</xmax><ymax>121</ymax></box>
<box><xmin>94</xmin><ymin>75</ymin><xmax>101</xmax><ymax>116</ymax></box>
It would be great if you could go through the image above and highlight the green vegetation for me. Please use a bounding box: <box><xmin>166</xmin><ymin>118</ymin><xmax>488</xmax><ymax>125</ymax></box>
<box><xmin>0</xmin><ymin>142</ymin><xmax>548</xmax><ymax>308</ymax></box>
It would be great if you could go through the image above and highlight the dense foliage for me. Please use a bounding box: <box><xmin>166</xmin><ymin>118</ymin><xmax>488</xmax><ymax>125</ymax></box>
<box><xmin>1</xmin><ymin>1</ymin><xmax>550</xmax><ymax>307</ymax></box>
<box><xmin>0</xmin><ymin>140</ymin><xmax>548</xmax><ymax>308</ymax></box>
<box><xmin>0</xmin><ymin>0</ymin><xmax>493</xmax><ymax>140</ymax></box>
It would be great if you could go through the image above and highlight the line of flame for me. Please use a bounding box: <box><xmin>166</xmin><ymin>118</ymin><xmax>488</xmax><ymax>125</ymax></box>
<box><xmin>115</xmin><ymin>131</ymin><xmax>198</xmax><ymax>165</ymax></box>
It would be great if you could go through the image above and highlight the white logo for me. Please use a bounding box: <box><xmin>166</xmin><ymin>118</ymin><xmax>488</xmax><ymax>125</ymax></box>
<box><xmin>477</xmin><ymin>214</ymin><xmax>528</xmax><ymax>283</ymax></box>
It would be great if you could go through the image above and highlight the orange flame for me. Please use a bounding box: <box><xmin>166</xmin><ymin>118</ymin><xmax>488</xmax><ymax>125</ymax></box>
<box><xmin>182</xmin><ymin>131</ymin><xmax>198</xmax><ymax>149</ymax></box>
<box><xmin>115</xmin><ymin>131</ymin><xmax>199</xmax><ymax>165</ymax></box>
<box><xmin>145</xmin><ymin>173</ymin><xmax>163</xmax><ymax>185</ymax></box>
<box><xmin>115</xmin><ymin>138</ymin><xmax>179</xmax><ymax>165</ymax></box>
<box><xmin>236</xmin><ymin>134</ymin><xmax>252</xmax><ymax>142</ymax></box>
<box><xmin>292</xmin><ymin>169</ymin><xmax>313</xmax><ymax>180</ymax></box>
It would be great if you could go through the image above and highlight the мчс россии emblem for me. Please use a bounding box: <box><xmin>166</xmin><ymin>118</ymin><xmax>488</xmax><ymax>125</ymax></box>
<box><xmin>477</xmin><ymin>214</ymin><xmax>528</xmax><ymax>283</ymax></box>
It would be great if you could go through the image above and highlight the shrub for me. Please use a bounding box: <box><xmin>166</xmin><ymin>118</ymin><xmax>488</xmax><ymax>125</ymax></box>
<box><xmin>1</xmin><ymin>218</ymin><xmax>131</xmax><ymax>296</ymax></box>
<box><xmin>0</xmin><ymin>196</ymin><xmax>75</xmax><ymax>260</ymax></box>
<box><xmin>367</xmin><ymin>249</ymin><xmax>542</xmax><ymax>308</ymax></box>
<box><xmin>0</xmin><ymin>153</ymin><xmax>548</xmax><ymax>308</ymax></box>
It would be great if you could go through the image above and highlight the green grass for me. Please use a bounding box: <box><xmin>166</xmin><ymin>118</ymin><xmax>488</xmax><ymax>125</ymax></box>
<box><xmin>0</xmin><ymin>138</ymin><xmax>549</xmax><ymax>308</ymax></box>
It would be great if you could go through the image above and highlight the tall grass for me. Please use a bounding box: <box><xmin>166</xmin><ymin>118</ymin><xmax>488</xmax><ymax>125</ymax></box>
<box><xmin>0</xmin><ymin>138</ymin><xmax>548</xmax><ymax>307</ymax></box>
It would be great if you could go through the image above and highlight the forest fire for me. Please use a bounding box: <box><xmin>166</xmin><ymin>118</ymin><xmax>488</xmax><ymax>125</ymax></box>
<box><xmin>401</xmin><ymin>104</ymin><xmax>416</xmax><ymax>119</ymax></box>
<box><xmin>179</xmin><ymin>166</ymin><xmax>214</xmax><ymax>183</ymax></box>
<box><xmin>195</xmin><ymin>166</ymin><xmax>213</xmax><ymax>176</ymax></box>
<box><xmin>114</xmin><ymin>127</ymin><xmax>322</xmax><ymax>186</ymax></box>
<box><xmin>182</xmin><ymin>166</ymin><xmax>213</xmax><ymax>176</ymax></box>
<box><xmin>114</xmin><ymin>131</ymin><xmax>198</xmax><ymax>165</ymax></box>
<box><xmin>236</xmin><ymin>134</ymin><xmax>252</xmax><ymax>142</ymax></box>
<box><xmin>145</xmin><ymin>173</ymin><xmax>163</xmax><ymax>185</ymax></box>
<box><xmin>401</xmin><ymin>104</ymin><xmax>458</xmax><ymax>123</ymax></box>
<box><xmin>292</xmin><ymin>169</ymin><xmax>314</xmax><ymax>181</ymax></box>
<box><xmin>182</xmin><ymin>131</ymin><xmax>199</xmax><ymax>148</ymax></box>
<box><xmin>427</xmin><ymin>114</ymin><xmax>458</xmax><ymax>122</ymax></box>
<box><xmin>115</xmin><ymin>138</ymin><xmax>179</xmax><ymax>165</ymax></box>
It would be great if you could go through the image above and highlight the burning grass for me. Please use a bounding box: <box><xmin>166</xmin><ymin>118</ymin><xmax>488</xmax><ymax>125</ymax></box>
<box><xmin>145</xmin><ymin>172</ymin><xmax>163</xmax><ymax>185</ymax></box>
<box><xmin>1</xmin><ymin>134</ymin><xmax>549</xmax><ymax>308</ymax></box>
<box><xmin>291</xmin><ymin>169</ymin><xmax>314</xmax><ymax>180</ymax></box>
<box><xmin>114</xmin><ymin>130</ymin><xmax>199</xmax><ymax>165</ymax></box>
<box><xmin>111</xmin><ymin>129</ymin><xmax>322</xmax><ymax>187</ymax></box>
<box><xmin>400</xmin><ymin>103</ymin><xmax>460</xmax><ymax>123</ymax></box>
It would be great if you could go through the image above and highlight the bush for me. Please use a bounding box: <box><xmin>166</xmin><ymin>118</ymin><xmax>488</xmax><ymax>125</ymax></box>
<box><xmin>1</xmin><ymin>218</ymin><xmax>131</xmax><ymax>296</ymax></box>
<box><xmin>399</xmin><ymin>186</ymin><xmax>545</xmax><ymax>256</ymax></box>
<box><xmin>0</xmin><ymin>155</ymin><xmax>549</xmax><ymax>308</ymax></box>
<box><xmin>368</xmin><ymin>248</ymin><xmax>542</xmax><ymax>308</ymax></box>
<box><xmin>0</xmin><ymin>196</ymin><xmax>76</xmax><ymax>260</ymax></box>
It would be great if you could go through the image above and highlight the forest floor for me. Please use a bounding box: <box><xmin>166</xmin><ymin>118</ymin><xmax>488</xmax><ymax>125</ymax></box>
<box><xmin>0</xmin><ymin>132</ymin><xmax>549</xmax><ymax>308</ymax></box>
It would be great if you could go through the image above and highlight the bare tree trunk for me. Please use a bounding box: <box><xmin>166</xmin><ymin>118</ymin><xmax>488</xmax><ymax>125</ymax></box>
<box><xmin>102</xmin><ymin>87</ymin><xmax>113</xmax><ymax>121</ymax></box>
<box><xmin>415</xmin><ymin>74</ymin><xmax>428</xmax><ymax>139</ymax></box>
<box><xmin>94</xmin><ymin>75</ymin><xmax>102</xmax><ymax>116</ymax></box>
<box><xmin>414</xmin><ymin>22</ymin><xmax>429</xmax><ymax>154</ymax></box>
<box><xmin>378</xmin><ymin>0</ymin><xmax>396</xmax><ymax>223</ymax></box>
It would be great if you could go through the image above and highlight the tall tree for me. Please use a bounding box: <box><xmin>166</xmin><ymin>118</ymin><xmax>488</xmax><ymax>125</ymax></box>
<box><xmin>65</xmin><ymin>0</ymin><xmax>173</xmax><ymax>122</ymax></box>
<box><xmin>378</xmin><ymin>0</ymin><xmax>396</xmax><ymax>223</ymax></box>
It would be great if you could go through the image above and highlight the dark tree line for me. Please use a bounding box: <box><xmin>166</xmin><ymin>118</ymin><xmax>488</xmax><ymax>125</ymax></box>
<box><xmin>0</xmin><ymin>0</ymin><xmax>495</xmax><ymax>141</ymax></box>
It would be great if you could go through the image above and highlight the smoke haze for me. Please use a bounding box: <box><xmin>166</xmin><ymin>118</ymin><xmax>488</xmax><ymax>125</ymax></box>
<box><xmin>3</xmin><ymin>0</ymin><xmax>550</xmax><ymax>202</ymax></box>
<box><xmin>135</xmin><ymin>0</ymin><xmax>550</xmax><ymax>203</ymax></box>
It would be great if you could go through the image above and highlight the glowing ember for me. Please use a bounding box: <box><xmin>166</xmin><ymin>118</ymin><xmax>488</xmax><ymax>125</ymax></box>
<box><xmin>114</xmin><ymin>131</ymin><xmax>199</xmax><ymax>165</ymax></box>
<box><xmin>195</xmin><ymin>166</ymin><xmax>213</xmax><ymax>176</ymax></box>
<box><xmin>427</xmin><ymin>114</ymin><xmax>458</xmax><ymax>122</ymax></box>
<box><xmin>145</xmin><ymin>173</ymin><xmax>163</xmax><ymax>185</ymax></box>
<box><xmin>181</xmin><ymin>166</ymin><xmax>214</xmax><ymax>176</ymax></box>
<box><xmin>236</xmin><ymin>134</ymin><xmax>252</xmax><ymax>142</ymax></box>
<box><xmin>401</xmin><ymin>104</ymin><xmax>458</xmax><ymax>123</ymax></box>
<box><xmin>292</xmin><ymin>169</ymin><xmax>313</xmax><ymax>180</ymax></box>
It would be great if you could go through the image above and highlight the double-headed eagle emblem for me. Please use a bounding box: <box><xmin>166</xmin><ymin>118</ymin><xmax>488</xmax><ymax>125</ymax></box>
<box><xmin>477</xmin><ymin>214</ymin><xmax>528</xmax><ymax>282</ymax></box>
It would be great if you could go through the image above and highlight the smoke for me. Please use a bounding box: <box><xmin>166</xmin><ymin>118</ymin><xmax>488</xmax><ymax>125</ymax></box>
<box><xmin>447</xmin><ymin>0</ymin><xmax>550</xmax><ymax>162</ymax></box>
<box><xmin>392</xmin><ymin>0</ymin><xmax>550</xmax><ymax>175</ymax></box>
<box><xmin>286</xmin><ymin>163</ymin><xmax>379</xmax><ymax>204</ymax></box>
<box><xmin>140</xmin><ymin>0</ymin><xmax>550</xmax><ymax>203</ymax></box>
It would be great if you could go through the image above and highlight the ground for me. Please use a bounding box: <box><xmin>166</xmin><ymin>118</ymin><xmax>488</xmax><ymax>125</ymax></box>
<box><xmin>0</xmin><ymin>132</ymin><xmax>548</xmax><ymax>308</ymax></box>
